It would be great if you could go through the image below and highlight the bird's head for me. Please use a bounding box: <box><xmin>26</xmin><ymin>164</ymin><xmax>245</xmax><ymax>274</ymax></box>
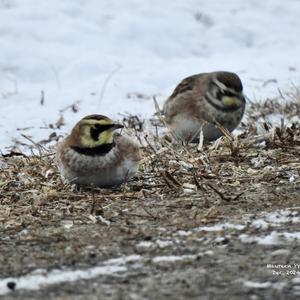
<box><xmin>71</xmin><ymin>114</ymin><xmax>123</xmax><ymax>148</ymax></box>
<box><xmin>208</xmin><ymin>71</ymin><xmax>246</xmax><ymax>110</ymax></box>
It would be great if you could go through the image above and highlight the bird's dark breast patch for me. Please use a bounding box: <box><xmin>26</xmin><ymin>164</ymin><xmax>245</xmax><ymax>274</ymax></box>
<box><xmin>71</xmin><ymin>142</ymin><xmax>115</xmax><ymax>156</ymax></box>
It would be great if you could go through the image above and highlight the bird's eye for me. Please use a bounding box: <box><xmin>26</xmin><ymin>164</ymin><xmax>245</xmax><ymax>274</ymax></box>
<box><xmin>90</xmin><ymin>124</ymin><xmax>115</xmax><ymax>141</ymax></box>
<box><xmin>90</xmin><ymin>126</ymin><xmax>100</xmax><ymax>141</ymax></box>
<box><xmin>225</xmin><ymin>91</ymin><xmax>235</xmax><ymax>97</ymax></box>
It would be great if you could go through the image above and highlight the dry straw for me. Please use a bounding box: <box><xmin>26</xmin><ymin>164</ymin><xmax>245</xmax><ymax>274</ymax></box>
<box><xmin>1</xmin><ymin>91</ymin><xmax>300</xmax><ymax>233</ymax></box>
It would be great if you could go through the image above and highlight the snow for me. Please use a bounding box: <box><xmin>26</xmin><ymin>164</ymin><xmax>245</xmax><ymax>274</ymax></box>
<box><xmin>271</xmin><ymin>249</ymin><xmax>291</xmax><ymax>256</ymax></box>
<box><xmin>292</xmin><ymin>277</ymin><xmax>300</xmax><ymax>284</ymax></box>
<box><xmin>102</xmin><ymin>254</ymin><xmax>141</xmax><ymax>265</ymax></box>
<box><xmin>251</xmin><ymin>209</ymin><xmax>300</xmax><ymax>229</ymax></box>
<box><xmin>136</xmin><ymin>241</ymin><xmax>153</xmax><ymax>249</ymax></box>
<box><xmin>152</xmin><ymin>254</ymin><xmax>197</xmax><ymax>263</ymax></box>
<box><xmin>251</xmin><ymin>219</ymin><xmax>269</xmax><ymax>230</ymax></box>
<box><xmin>156</xmin><ymin>239</ymin><xmax>173</xmax><ymax>248</ymax></box>
<box><xmin>0</xmin><ymin>254</ymin><xmax>141</xmax><ymax>295</ymax></box>
<box><xmin>1</xmin><ymin>0</ymin><xmax>300</xmax><ymax>151</ymax></box>
<box><xmin>183</xmin><ymin>209</ymin><xmax>300</xmax><ymax>246</ymax></box>
<box><xmin>264</xmin><ymin>209</ymin><xmax>300</xmax><ymax>224</ymax></box>
<box><xmin>282</xmin><ymin>232</ymin><xmax>300</xmax><ymax>240</ymax></box>
<box><xmin>239</xmin><ymin>231</ymin><xmax>300</xmax><ymax>245</ymax></box>
<box><xmin>0</xmin><ymin>265</ymin><xmax>126</xmax><ymax>295</ymax></box>
<box><xmin>243</xmin><ymin>280</ymin><xmax>287</xmax><ymax>290</ymax></box>
<box><xmin>243</xmin><ymin>281</ymin><xmax>272</xmax><ymax>289</ymax></box>
<box><xmin>240</xmin><ymin>231</ymin><xmax>280</xmax><ymax>245</ymax></box>
<box><xmin>176</xmin><ymin>230</ymin><xmax>192</xmax><ymax>236</ymax></box>
<box><xmin>197</xmin><ymin>222</ymin><xmax>245</xmax><ymax>232</ymax></box>
<box><xmin>136</xmin><ymin>239</ymin><xmax>173</xmax><ymax>250</ymax></box>
<box><xmin>0</xmin><ymin>208</ymin><xmax>298</xmax><ymax>295</ymax></box>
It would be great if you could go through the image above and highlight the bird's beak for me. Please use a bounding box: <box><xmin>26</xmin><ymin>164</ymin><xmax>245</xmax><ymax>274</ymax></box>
<box><xmin>112</xmin><ymin>123</ymin><xmax>124</xmax><ymax>130</ymax></box>
<box><xmin>222</xmin><ymin>96</ymin><xmax>241</xmax><ymax>108</ymax></box>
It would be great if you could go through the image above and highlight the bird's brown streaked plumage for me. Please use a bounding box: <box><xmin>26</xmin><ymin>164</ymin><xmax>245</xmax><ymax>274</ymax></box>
<box><xmin>163</xmin><ymin>71</ymin><xmax>246</xmax><ymax>142</ymax></box>
<box><xmin>170</xmin><ymin>74</ymin><xmax>199</xmax><ymax>99</ymax></box>
<box><xmin>56</xmin><ymin>115</ymin><xmax>141</xmax><ymax>187</ymax></box>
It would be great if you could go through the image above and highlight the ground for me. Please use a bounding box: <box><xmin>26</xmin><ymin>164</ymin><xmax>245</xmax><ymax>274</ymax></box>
<box><xmin>1</xmin><ymin>1</ymin><xmax>300</xmax><ymax>298</ymax></box>
<box><xmin>1</xmin><ymin>97</ymin><xmax>300</xmax><ymax>299</ymax></box>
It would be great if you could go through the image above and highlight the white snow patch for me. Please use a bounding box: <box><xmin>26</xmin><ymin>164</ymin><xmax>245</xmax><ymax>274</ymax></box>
<box><xmin>282</xmin><ymin>232</ymin><xmax>300</xmax><ymax>240</ymax></box>
<box><xmin>156</xmin><ymin>239</ymin><xmax>173</xmax><ymax>248</ymax></box>
<box><xmin>1</xmin><ymin>0</ymin><xmax>300</xmax><ymax>151</ymax></box>
<box><xmin>249</xmin><ymin>209</ymin><xmax>299</xmax><ymax>230</ymax></box>
<box><xmin>243</xmin><ymin>280</ymin><xmax>287</xmax><ymax>291</ymax></box>
<box><xmin>176</xmin><ymin>230</ymin><xmax>192</xmax><ymax>237</ymax></box>
<box><xmin>292</xmin><ymin>277</ymin><xmax>300</xmax><ymax>284</ymax></box>
<box><xmin>136</xmin><ymin>239</ymin><xmax>173</xmax><ymax>250</ymax></box>
<box><xmin>271</xmin><ymin>249</ymin><xmax>291</xmax><ymax>256</ymax></box>
<box><xmin>251</xmin><ymin>219</ymin><xmax>269</xmax><ymax>230</ymax></box>
<box><xmin>289</xmin><ymin>175</ymin><xmax>295</xmax><ymax>183</ymax></box>
<box><xmin>103</xmin><ymin>255</ymin><xmax>141</xmax><ymax>266</ymax></box>
<box><xmin>214</xmin><ymin>236</ymin><xmax>229</xmax><ymax>244</ymax></box>
<box><xmin>240</xmin><ymin>231</ymin><xmax>300</xmax><ymax>245</ymax></box>
<box><xmin>264</xmin><ymin>209</ymin><xmax>300</xmax><ymax>224</ymax></box>
<box><xmin>0</xmin><ymin>265</ymin><xmax>125</xmax><ymax>295</ymax></box>
<box><xmin>152</xmin><ymin>254</ymin><xmax>197</xmax><ymax>263</ymax></box>
<box><xmin>136</xmin><ymin>241</ymin><xmax>153</xmax><ymax>249</ymax></box>
<box><xmin>197</xmin><ymin>223</ymin><xmax>245</xmax><ymax>232</ymax></box>
<box><xmin>176</xmin><ymin>209</ymin><xmax>300</xmax><ymax>245</ymax></box>
<box><xmin>60</xmin><ymin>220</ymin><xmax>74</xmax><ymax>229</ymax></box>
<box><xmin>243</xmin><ymin>281</ymin><xmax>272</xmax><ymax>289</ymax></box>
<box><xmin>0</xmin><ymin>254</ymin><xmax>142</xmax><ymax>295</ymax></box>
<box><xmin>254</xmin><ymin>233</ymin><xmax>281</xmax><ymax>246</ymax></box>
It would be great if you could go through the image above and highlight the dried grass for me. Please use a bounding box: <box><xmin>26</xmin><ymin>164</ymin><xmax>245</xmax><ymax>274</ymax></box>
<box><xmin>1</xmin><ymin>92</ymin><xmax>300</xmax><ymax>235</ymax></box>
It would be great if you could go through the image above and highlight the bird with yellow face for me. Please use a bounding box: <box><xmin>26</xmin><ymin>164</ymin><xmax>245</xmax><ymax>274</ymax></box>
<box><xmin>163</xmin><ymin>71</ymin><xmax>246</xmax><ymax>143</ymax></box>
<box><xmin>56</xmin><ymin>114</ymin><xmax>140</xmax><ymax>187</ymax></box>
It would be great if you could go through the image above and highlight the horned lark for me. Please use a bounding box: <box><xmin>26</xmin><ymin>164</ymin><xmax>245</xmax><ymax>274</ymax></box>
<box><xmin>163</xmin><ymin>71</ymin><xmax>246</xmax><ymax>142</ymax></box>
<box><xmin>56</xmin><ymin>114</ymin><xmax>141</xmax><ymax>187</ymax></box>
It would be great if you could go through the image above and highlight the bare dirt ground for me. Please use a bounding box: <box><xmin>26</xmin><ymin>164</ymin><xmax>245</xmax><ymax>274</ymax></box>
<box><xmin>1</xmin><ymin>96</ymin><xmax>300</xmax><ymax>299</ymax></box>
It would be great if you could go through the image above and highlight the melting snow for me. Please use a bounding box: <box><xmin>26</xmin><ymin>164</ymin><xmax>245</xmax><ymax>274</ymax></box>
<box><xmin>240</xmin><ymin>231</ymin><xmax>300</xmax><ymax>245</ymax></box>
<box><xmin>197</xmin><ymin>223</ymin><xmax>245</xmax><ymax>232</ymax></box>
<box><xmin>243</xmin><ymin>281</ymin><xmax>272</xmax><ymax>289</ymax></box>
<box><xmin>0</xmin><ymin>254</ymin><xmax>142</xmax><ymax>295</ymax></box>
<box><xmin>0</xmin><ymin>265</ymin><xmax>126</xmax><ymax>295</ymax></box>
<box><xmin>1</xmin><ymin>0</ymin><xmax>300</xmax><ymax>151</ymax></box>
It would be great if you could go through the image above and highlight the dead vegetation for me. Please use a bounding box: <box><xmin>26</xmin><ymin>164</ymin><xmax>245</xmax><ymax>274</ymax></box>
<box><xmin>0</xmin><ymin>90</ymin><xmax>300</xmax><ymax>300</ymax></box>
<box><xmin>246</xmin><ymin>86</ymin><xmax>300</xmax><ymax>122</ymax></box>
<box><xmin>1</xmin><ymin>91</ymin><xmax>300</xmax><ymax>237</ymax></box>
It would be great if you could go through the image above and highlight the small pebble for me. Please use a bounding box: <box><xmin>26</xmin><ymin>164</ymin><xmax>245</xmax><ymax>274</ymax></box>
<box><xmin>7</xmin><ymin>281</ymin><xmax>16</xmax><ymax>291</ymax></box>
